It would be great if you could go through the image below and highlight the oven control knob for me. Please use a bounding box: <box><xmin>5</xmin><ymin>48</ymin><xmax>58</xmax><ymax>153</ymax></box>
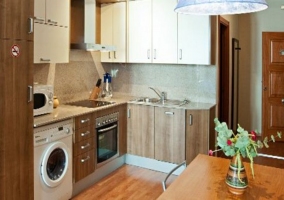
<box><xmin>97</xmin><ymin>122</ymin><xmax>101</xmax><ymax>126</ymax></box>
<box><xmin>49</xmin><ymin>100</ymin><xmax>53</xmax><ymax>105</ymax></box>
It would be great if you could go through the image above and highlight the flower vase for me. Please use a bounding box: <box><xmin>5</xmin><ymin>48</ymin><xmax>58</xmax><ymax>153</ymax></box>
<box><xmin>225</xmin><ymin>156</ymin><xmax>248</xmax><ymax>195</ymax></box>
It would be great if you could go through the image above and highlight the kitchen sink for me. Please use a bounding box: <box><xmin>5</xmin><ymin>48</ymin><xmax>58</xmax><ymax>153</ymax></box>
<box><xmin>65</xmin><ymin>99</ymin><xmax>115</xmax><ymax>108</ymax></box>
<box><xmin>130</xmin><ymin>98</ymin><xmax>189</xmax><ymax>107</ymax></box>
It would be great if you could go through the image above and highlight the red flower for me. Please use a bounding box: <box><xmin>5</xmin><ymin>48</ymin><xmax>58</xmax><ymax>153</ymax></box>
<box><xmin>208</xmin><ymin>150</ymin><xmax>213</xmax><ymax>156</ymax></box>
<box><xmin>251</xmin><ymin>131</ymin><xmax>257</xmax><ymax>141</ymax></box>
<box><xmin>227</xmin><ymin>139</ymin><xmax>232</xmax><ymax>145</ymax></box>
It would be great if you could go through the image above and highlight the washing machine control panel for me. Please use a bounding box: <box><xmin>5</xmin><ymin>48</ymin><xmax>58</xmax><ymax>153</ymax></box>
<box><xmin>34</xmin><ymin>119</ymin><xmax>73</xmax><ymax>147</ymax></box>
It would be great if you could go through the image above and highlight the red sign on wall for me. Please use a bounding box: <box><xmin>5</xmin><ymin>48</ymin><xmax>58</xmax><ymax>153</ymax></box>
<box><xmin>11</xmin><ymin>44</ymin><xmax>20</xmax><ymax>57</ymax></box>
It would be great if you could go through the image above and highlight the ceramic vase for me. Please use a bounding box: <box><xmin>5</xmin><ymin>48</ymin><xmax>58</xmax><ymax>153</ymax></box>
<box><xmin>225</xmin><ymin>156</ymin><xmax>248</xmax><ymax>195</ymax></box>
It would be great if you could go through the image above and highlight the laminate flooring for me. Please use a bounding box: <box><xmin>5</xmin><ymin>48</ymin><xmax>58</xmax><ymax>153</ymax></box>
<box><xmin>71</xmin><ymin>165</ymin><xmax>177</xmax><ymax>200</ymax></box>
<box><xmin>72</xmin><ymin>142</ymin><xmax>284</xmax><ymax>200</ymax></box>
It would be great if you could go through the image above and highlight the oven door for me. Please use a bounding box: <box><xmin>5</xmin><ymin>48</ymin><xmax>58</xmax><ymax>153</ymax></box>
<box><xmin>96</xmin><ymin>122</ymin><xmax>118</xmax><ymax>167</ymax></box>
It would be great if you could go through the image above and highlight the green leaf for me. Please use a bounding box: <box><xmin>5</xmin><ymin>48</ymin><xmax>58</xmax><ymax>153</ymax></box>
<box><xmin>271</xmin><ymin>135</ymin><xmax>275</xmax><ymax>142</ymax></box>
<box><xmin>277</xmin><ymin>132</ymin><xmax>282</xmax><ymax>138</ymax></box>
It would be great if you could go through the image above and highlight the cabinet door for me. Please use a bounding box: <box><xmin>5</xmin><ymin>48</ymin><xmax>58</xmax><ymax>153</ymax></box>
<box><xmin>34</xmin><ymin>0</ymin><xmax>45</xmax><ymax>22</ymax></box>
<box><xmin>0</xmin><ymin>0</ymin><xmax>34</xmax><ymax>40</ymax></box>
<box><xmin>0</xmin><ymin>39</ymin><xmax>34</xmax><ymax>199</ymax></box>
<box><xmin>154</xmin><ymin>107</ymin><xmax>185</xmax><ymax>164</ymax></box>
<box><xmin>113</xmin><ymin>2</ymin><xmax>126</xmax><ymax>63</ymax></box>
<box><xmin>152</xmin><ymin>0</ymin><xmax>177</xmax><ymax>64</ymax></box>
<box><xmin>127</xmin><ymin>104</ymin><xmax>155</xmax><ymax>158</ymax></box>
<box><xmin>185</xmin><ymin>107</ymin><xmax>216</xmax><ymax>165</ymax></box>
<box><xmin>101</xmin><ymin>3</ymin><xmax>114</xmax><ymax>62</ymax></box>
<box><xmin>47</xmin><ymin>0</ymin><xmax>70</xmax><ymax>26</ymax></box>
<box><xmin>34</xmin><ymin>24</ymin><xmax>69</xmax><ymax>63</ymax></box>
<box><xmin>178</xmin><ymin>15</ymin><xmax>211</xmax><ymax>65</ymax></box>
<box><xmin>128</xmin><ymin>0</ymin><xmax>151</xmax><ymax>63</ymax></box>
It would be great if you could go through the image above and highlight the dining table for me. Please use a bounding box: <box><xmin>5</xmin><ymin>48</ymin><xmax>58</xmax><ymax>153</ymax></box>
<box><xmin>157</xmin><ymin>154</ymin><xmax>284</xmax><ymax>200</ymax></box>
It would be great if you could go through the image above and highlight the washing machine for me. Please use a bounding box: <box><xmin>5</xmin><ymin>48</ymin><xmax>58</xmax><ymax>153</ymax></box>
<box><xmin>34</xmin><ymin>118</ymin><xmax>73</xmax><ymax>200</ymax></box>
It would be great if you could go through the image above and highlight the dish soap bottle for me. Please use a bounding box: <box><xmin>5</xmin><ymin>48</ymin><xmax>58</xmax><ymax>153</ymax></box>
<box><xmin>102</xmin><ymin>73</ymin><xmax>112</xmax><ymax>100</ymax></box>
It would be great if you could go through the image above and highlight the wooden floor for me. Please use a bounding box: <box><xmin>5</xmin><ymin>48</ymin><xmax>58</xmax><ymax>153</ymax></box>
<box><xmin>71</xmin><ymin>165</ymin><xmax>177</xmax><ymax>200</ymax></box>
<box><xmin>72</xmin><ymin>142</ymin><xmax>284</xmax><ymax>200</ymax></box>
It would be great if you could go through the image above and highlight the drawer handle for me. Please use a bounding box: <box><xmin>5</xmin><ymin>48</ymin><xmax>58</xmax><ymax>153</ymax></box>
<box><xmin>81</xmin><ymin>118</ymin><xmax>90</xmax><ymax>124</ymax></box>
<box><xmin>40</xmin><ymin>58</ymin><xmax>51</xmax><ymax>62</ymax></box>
<box><xmin>81</xmin><ymin>131</ymin><xmax>90</xmax><ymax>137</ymax></box>
<box><xmin>81</xmin><ymin>143</ymin><xmax>90</xmax><ymax>150</ymax></box>
<box><xmin>47</xmin><ymin>19</ymin><xmax>58</xmax><ymax>25</ymax></box>
<box><xmin>34</xmin><ymin>16</ymin><xmax>45</xmax><ymax>22</ymax></box>
<box><xmin>165</xmin><ymin>111</ymin><xmax>174</xmax><ymax>115</ymax></box>
<box><xmin>189</xmin><ymin>114</ymin><xmax>193</xmax><ymax>126</ymax></box>
<box><xmin>81</xmin><ymin>156</ymin><xmax>90</xmax><ymax>163</ymax></box>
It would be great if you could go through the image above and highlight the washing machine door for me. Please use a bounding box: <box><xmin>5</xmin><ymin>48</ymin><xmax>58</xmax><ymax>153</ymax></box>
<box><xmin>41</xmin><ymin>141</ymin><xmax>69</xmax><ymax>188</ymax></box>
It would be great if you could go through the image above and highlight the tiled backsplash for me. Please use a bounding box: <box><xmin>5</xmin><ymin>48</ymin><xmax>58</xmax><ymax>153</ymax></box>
<box><xmin>34</xmin><ymin>51</ymin><xmax>216</xmax><ymax>104</ymax></box>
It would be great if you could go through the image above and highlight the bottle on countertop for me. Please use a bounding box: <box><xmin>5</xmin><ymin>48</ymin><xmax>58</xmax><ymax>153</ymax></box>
<box><xmin>101</xmin><ymin>73</ymin><xmax>112</xmax><ymax>99</ymax></box>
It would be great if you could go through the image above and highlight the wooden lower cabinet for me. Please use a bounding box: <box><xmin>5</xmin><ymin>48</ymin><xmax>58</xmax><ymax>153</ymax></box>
<box><xmin>73</xmin><ymin>113</ymin><xmax>96</xmax><ymax>182</ymax></box>
<box><xmin>127</xmin><ymin>104</ymin><xmax>155</xmax><ymax>158</ymax></box>
<box><xmin>185</xmin><ymin>106</ymin><xmax>216</xmax><ymax>165</ymax></box>
<box><xmin>154</xmin><ymin>107</ymin><xmax>185</xmax><ymax>164</ymax></box>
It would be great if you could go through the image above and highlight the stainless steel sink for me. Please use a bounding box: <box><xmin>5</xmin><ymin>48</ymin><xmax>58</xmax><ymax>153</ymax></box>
<box><xmin>130</xmin><ymin>98</ymin><xmax>189</xmax><ymax>107</ymax></box>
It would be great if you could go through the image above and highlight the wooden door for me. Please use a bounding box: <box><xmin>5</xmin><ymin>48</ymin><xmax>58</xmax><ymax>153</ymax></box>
<box><xmin>0</xmin><ymin>39</ymin><xmax>34</xmax><ymax>199</ymax></box>
<box><xmin>154</xmin><ymin>107</ymin><xmax>185</xmax><ymax>164</ymax></box>
<box><xmin>0</xmin><ymin>0</ymin><xmax>33</xmax><ymax>40</ymax></box>
<box><xmin>262</xmin><ymin>32</ymin><xmax>284</xmax><ymax>141</ymax></box>
<box><xmin>127</xmin><ymin>104</ymin><xmax>155</xmax><ymax>158</ymax></box>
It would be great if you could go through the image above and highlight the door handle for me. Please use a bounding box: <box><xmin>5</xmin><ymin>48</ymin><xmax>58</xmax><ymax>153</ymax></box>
<box><xmin>282</xmin><ymin>99</ymin><xmax>284</xmax><ymax>104</ymax></box>
<box><xmin>28</xmin><ymin>85</ymin><xmax>33</xmax><ymax>103</ymax></box>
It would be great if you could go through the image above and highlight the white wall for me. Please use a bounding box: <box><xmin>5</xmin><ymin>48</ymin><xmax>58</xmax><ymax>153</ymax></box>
<box><xmin>239</xmin><ymin>0</ymin><xmax>284</xmax><ymax>132</ymax></box>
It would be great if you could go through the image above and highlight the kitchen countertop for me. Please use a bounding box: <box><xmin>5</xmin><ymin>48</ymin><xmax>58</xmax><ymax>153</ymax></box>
<box><xmin>34</xmin><ymin>95</ymin><xmax>215</xmax><ymax>128</ymax></box>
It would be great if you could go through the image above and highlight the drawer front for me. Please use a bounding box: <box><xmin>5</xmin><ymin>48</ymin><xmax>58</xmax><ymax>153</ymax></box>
<box><xmin>74</xmin><ymin>151</ymin><xmax>95</xmax><ymax>182</ymax></box>
<box><xmin>74</xmin><ymin>125</ymin><xmax>94</xmax><ymax>143</ymax></box>
<box><xmin>75</xmin><ymin>113</ymin><xmax>93</xmax><ymax>129</ymax></box>
<box><xmin>74</xmin><ymin>137</ymin><xmax>95</xmax><ymax>156</ymax></box>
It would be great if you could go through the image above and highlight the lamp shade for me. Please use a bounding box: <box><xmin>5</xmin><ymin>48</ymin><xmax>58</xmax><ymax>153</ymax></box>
<box><xmin>174</xmin><ymin>0</ymin><xmax>268</xmax><ymax>15</ymax></box>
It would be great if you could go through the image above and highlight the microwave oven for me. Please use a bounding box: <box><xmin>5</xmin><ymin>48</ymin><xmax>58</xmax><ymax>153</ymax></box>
<box><xmin>33</xmin><ymin>84</ymin><xmax>54</xmax><ymax>116</ymax></box>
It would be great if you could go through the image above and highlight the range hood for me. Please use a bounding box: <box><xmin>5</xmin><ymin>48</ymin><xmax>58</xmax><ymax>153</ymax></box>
<box><xmin>70</xmin><ymin>0</ymin><xmax>116</xmax><ymax>51</ymax></box>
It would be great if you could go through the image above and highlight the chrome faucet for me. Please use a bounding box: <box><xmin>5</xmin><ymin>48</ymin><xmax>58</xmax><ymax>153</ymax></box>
<box><xmin>149</xmin><ymin>87</ymin><xmax>166</xmax><ymax>104</ymax></box>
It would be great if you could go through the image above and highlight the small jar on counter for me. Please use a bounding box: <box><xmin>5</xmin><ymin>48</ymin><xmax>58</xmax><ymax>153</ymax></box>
<box><xmin>53</xmin><ymin>96</ymin><xmax>59</xmax><ymax>108</ymax></box>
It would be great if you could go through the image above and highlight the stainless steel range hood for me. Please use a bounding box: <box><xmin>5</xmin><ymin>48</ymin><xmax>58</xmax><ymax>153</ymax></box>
<box><xmin>70</xmin><ymin>0</ymin><xmax>116</xmax><ymax>51</ymax></box>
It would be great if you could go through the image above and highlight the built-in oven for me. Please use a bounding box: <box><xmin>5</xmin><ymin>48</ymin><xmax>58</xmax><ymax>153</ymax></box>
<box><xmin>95</xmin><ymin>112</ymin><xmax>119</xmax><ymax>168</ymax></box>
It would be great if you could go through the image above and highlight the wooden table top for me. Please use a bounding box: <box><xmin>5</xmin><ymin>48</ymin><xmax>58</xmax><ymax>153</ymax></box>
<box><xmin>157</xmin><ymin>154</ymin><xmax>284</xmax><ymax>200</ymax></box>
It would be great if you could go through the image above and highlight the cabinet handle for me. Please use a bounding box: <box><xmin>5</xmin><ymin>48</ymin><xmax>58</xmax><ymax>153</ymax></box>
<box><xmin>108</xmin><ymin>52</ymin><xmax>111</xmax><ymax>59</ymax></box>
<box><xmin>154</xmin><ymin>49</ymin><xmax>157</xmax><ymax>59</ymax></box>
<box><xmin>282</xmin><ymin>99</ymin><xmax>284</xmax><ymax>104</ymax></box>
<box><xmin>40</xmin><ymin>58</ymin><xmax>51</xmax><ymax>62</ymax></box>
<box><xmin>81</xmin><ymin>131</ymin><xmax>90</xmax><ymax>137</ymax></box>
<box><xmin>28</xmin><ymin>18</ymin><xmax>33</xmax><ymax>34</ymax></box>
<box><xmin>81</xmin><ymin>118</ymin><xmax>90</xmax><ymax>124</ymax></box>
<box><xmin>280</xmin><ymin>50</ymin><xmax>284</xmax><ymax>56</ymax></box>
<box><xmin>34</xmin><ymin>17</ymin><xmax>45</xmax><ymax>22</ymax></box>
<box><xmin>147</xmin><ymin>49</ymin><xmax>150</xmax><ymax>59</ymax></box>
<box><xmin>28</xmin><ymin>85</ymin><xmax>33</xmax><ymax>103</ymax></box>
<box><xmin>189</xmin><ymin>114</ymin><xmax>193</xmax><ymax>126</ymax></box>
<box><xmin>81</xmin><ymin>143</ymin><xmax>90</xmax><ymax>150</ymax></box>
<box><xmin>47</xmin><ymin>19</ymin><xmax>58</xmax><ymax>25</ymax></box>
<box><xmin>114</xmin><ymin>51</ymin><xmax>117</xmax><ymax>59</ymax></box>
<box><xmin>81</xmin><ymin>156</ymin><xmax>90</xmax><ymax>163</ymax></box>
<box><xmin>179</xmin><ymin>49</ymin><xmax>182</xmax><ymax>60</ymax></box>
<box><xmin>165</xmin><ymin>111</ymin><xmax>174</xmax><ymax>115</ymax></box>
<box><xmin>127</xmin><ymin>108</ymin><xmax>131</xmax><ymax>118</ymax></box>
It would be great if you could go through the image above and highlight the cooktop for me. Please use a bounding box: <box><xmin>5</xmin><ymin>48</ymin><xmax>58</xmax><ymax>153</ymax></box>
<box><xmin>65</xmin><ymin>99</ymin><xmax>115</xmax><ymax>108</ymax></box>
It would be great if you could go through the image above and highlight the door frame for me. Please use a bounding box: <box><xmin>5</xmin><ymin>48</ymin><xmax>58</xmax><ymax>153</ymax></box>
<box><xmin>218</xmin><ymin>16</ymin><xmax>230</xmax><ymax>127</ymax></box>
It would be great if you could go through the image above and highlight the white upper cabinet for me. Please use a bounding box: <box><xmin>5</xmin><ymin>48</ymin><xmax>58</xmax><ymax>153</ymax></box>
<box><xmin>34</xmin><ymin>0</ymin><xmax>70</xmax><ymax>63</ymax></box>
<box><xmin>152</xmin><ymin>0</ymin><xmax>177</xmax><ymax>64</ymax></box>
<box><xmin>101</xmin><ymin>2</ymin><xmax>126</xmax><ymax>63</ymax></box>
<box><xmin>34</xmin><ymin>0</ymin><xmax>69</xmax><ymax>26</ymax></box>
<box><xmin>128</xmin><ymin>0</ymin><xmax>177</xmax><ymax>64</ymax></box>
<box><xmin>178</xmin><ymin>15</ymin><xmax>211</xmax><ymax>65</ymax></box>
<box><xmin>128</xmin><ymin>0</ymin><xmax>151</xmax><ymax>63</ymax></box>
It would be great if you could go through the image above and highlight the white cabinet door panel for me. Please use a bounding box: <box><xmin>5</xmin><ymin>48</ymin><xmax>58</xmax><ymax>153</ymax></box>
<box><xmin>47</xmin><ymin>0</ymin><xmax>70</xmax><ymax>26</ymax></box>
<box><xmin>178</xmin><ymin>15</ymin><xmax>211</xmax><ymax>65</ymax></box>
<box><xmin>128</xmin><ymin>0</ymin><xmax>151</xmax><ymax>63</ymax></box>
<box><xmin>152</xmin><ymin>0</ymin><xmax>177</xmax><ymax>64</ymax></box>
<box><xmin>34</xmin><ymin>0</ymin><xmax>45</xmax><ymax>22</ymax></box>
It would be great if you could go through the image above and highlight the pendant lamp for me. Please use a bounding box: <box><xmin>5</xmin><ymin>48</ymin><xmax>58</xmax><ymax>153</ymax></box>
<box><xmin>174</xmin><ymin>0</ymin><xmax>268</xmax><ymax>15</ymax></box>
